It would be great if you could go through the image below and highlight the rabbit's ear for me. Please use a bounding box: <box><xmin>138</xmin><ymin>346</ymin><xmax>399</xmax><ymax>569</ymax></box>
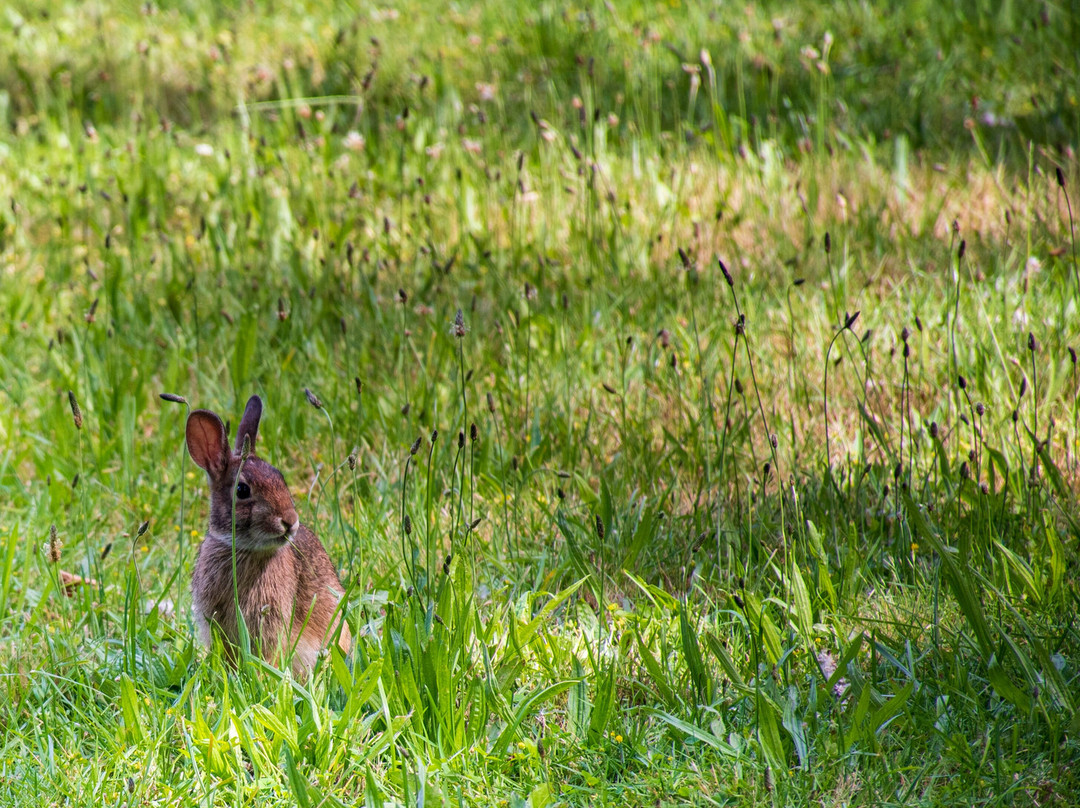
<box><xmin>235</xmin><ymin>395</ymin><xmax>263</xmax><ymax>454</ymax></box>
<box><xmin>187</xmin><ymin>410</ymin><xmax>229</xmax><ymax>476</ymax></box>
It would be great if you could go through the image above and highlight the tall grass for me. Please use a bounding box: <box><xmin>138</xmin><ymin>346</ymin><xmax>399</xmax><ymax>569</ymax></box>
<box><xmin>0</xmin><ymin>1</ymin><xmax>1078</xmax><ymax>806</ymax></box>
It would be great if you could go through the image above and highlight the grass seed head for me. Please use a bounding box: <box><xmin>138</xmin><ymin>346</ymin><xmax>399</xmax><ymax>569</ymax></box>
<box><xmin>594</xmin><ymin>514</ymin><xmax>605</xmax><ymax>540</ymax></box>
<box><xmin>958</xmin><ymin>239</ymin><xmax>966</xmax><ymax>260</ymax></box>
<box><xmin>719</xmin><ymin>259</ymin><xmax>734</xmax><ymax>287</ymax></box>
<box><xmin>824</xmin><ymin>232</ymin><xmax>831</xmax><ymax>254</ymax></box>
<box><xmin>1027</xmin><ymin>332</ymin><xmax>1037</xmax><ymax>352</ymax></box>
<box><xmin>487</xmin><ymin>392</ymin><xmax>496</xmax><ymax>412</ymax></box>
<box><xmin>48</xmin><ymin>524</ymin><xmax>61</xmax><ymax>563</ymax></box>
<box><xmin>404</xmin><ymin>514</ymin><xmax>412</xmax><ymax>535</ymax></box>
<box><xmin>1057</xmin><ymin>166</ymin><xmax>1066</xmax><ymax>188</ymax></box>
<box><xmin>452</xmin><ymin>308</ymin><xmax>467</xmax><ymax>338</ymax></box>
<box><xmin>470</xmin><ymin>423</ymin><xmax>478</xmax><ymax>442</ymax></box>
<box><xmin>304</xmin><ymin>388</ymin><xmax>323</xmax><ymax>409</ymax></box>
<box><xmin>159</xmin><ymin>392</ymin><xmax>188</xmax><ymax>404</ymax></box>
<box><xmin>410</xmin><ymin>436</ymin><xmax>422</xmax><ymax>456</ymax></box>
<box><xmin>68</xmin><ymin>391</ymin><xmax>83</xmax><ymax>430</ymax></box>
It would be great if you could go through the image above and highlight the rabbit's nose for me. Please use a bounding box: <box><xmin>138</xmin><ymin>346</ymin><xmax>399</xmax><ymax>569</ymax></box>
<box><xmin>282</xmin><ymin>510</ymin><xmax>299</xmax><ymax>537</ymax></box>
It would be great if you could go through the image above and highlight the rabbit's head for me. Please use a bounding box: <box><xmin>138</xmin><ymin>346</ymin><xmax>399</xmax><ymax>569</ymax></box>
<box><xmin>186</xmin><ymin>395</ymin><xmax>300</xmax><ymax>553</ymax></box>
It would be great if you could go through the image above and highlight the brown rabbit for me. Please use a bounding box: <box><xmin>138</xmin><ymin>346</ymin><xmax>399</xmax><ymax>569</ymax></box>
<box><xmin>187</xmin><ymin>395</ymin><xmax>351</xmax><ymax>678</ymax></box>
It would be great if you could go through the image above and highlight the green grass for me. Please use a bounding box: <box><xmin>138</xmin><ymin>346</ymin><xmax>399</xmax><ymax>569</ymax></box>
<box><xmin>1</xmin><ymin>1</ymin><xmax>1079</xmax><ymax>805</ymax></box>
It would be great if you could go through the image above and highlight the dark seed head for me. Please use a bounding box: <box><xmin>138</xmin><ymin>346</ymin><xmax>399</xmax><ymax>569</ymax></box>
<box><xmin>594</xmin><ymin>514</ymin><xmax>605</xmax><ymax>540</ymax></box>
<box><xmin>958</xmin><ymin>375</ymin><xmax>967</xmax><ymax>390</ymax></box>
<box><xmin>1027</xmin><ymin>332</ymin><xmax>1037</xmax><ymax>353</ymax></box>
<box><xmin>719</xmin><ymin>259</ymin><xmax>734</xmax><ymax>287</ymax></box>
<box><xmin>410</xmin><ymin>436</ymin><xmax>422</xmax><ymax>455</ymax></box>
<box><xmin>159</xmin><ymin>392</ymin><xmax>188</xmax><ymax>404</ymax></box>
<box><xmin>1019</xmin><ymin>376</ymin><xmax>1028</xmax><ymax>398</ymax></box>
<box><xmin>929</xmin><ymin>421</ymin><xmax>939</xmax><ymax>439</ymax></box>
<box><xmin>1057</xmin><ymin>166</ymin><xmax>1066</xmax><ymax>189</ymax></box>
<box><xmin>398</xmin><ymin>288</ymin><xmax>408</xmax><ymax>304</ymax></box>
<box><xmin>304</xmin><ymin>388</ymin><xmax>323</xmax><ymax>409</ymax></box>
<box><xmin>404</xmin><ymin>514</ymin><xmax>412</xmax><ymax>535</ymax></box>
<box><xmin>843</xmin><ymin>311</ymin><xmax>860</xmax><ymax>330</ymax></box>
<box><xmin>470</xmin><ymin>423</ymin><xmax>478</xmax><ymax>442</ymax></box>
<box><xmin>975</xmin><ymin>402</ymin><xmax>985</xmax><ymax>417</ymax></box>
<box><xmin>68</xmin><ymin>391</ymin><xmax>83</xmax><ymax>430</ymax></box>
<box><xmin>824</xmin><ymin>232</ymin><xmax>831</xmax><ymax>254</ymax></box>
<box><xmin>487</xmin><ymin>392</ymin><xmax>496</xmax><ymax>412</ymax></box>
<box><xmin>957</xmin><ymin>239</ymin><xmax>966</xmax><ymax>260</ymax></box>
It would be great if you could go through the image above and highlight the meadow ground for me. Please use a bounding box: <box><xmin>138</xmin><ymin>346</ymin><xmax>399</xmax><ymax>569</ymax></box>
<box><xmin>0</xmin><ymin>1</ymin><xmax>1079</xmax><ymax>805</ymax></box>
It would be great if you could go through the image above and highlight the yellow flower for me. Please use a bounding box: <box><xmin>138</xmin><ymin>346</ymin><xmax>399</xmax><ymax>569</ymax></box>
<box><xmin>614</xmin><ymin>734</ymin><xmax>623</xmax><ymax>743</ymax></box>
<box><xmin>911</xmin><ymin>542</ymin><xmax>919</xmax><ymax>553</ymax></box>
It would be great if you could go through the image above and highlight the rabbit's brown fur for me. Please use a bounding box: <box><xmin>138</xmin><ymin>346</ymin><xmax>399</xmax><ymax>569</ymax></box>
<box><xmin>187</xmin><ymin>395</ymin><xmax>351</xmax><ymax>678</ymax></box>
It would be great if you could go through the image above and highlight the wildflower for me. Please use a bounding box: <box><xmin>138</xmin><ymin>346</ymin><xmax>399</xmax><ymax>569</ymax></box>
<box><xmin>194</xmin><ymin>143</ymin><xmax>214</xmax><ymax>157</ymax></box>
<box><xmin>343</xmin><ymin>131</ymin><xmax>366</xmax><ymax>151</ymax></box>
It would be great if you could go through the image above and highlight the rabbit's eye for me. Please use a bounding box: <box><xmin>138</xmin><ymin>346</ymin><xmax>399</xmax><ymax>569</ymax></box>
<box><xmin>235</xmin><ymin>481</ymin><xmax>251</xmax><ymax>500</ymax></box>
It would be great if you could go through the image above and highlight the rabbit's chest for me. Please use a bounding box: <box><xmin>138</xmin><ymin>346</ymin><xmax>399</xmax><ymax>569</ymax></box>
<box><xmin>193</xmin><ymin>542</ymin><xmax>298</xmax><ymax>642</ymax></box>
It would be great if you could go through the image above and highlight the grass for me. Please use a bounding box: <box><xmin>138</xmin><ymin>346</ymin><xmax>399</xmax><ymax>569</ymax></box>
<box><xmin>0</xmin><ymin>0</ymin><xmax>1078</xmax><ymax>805</ymax></box>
